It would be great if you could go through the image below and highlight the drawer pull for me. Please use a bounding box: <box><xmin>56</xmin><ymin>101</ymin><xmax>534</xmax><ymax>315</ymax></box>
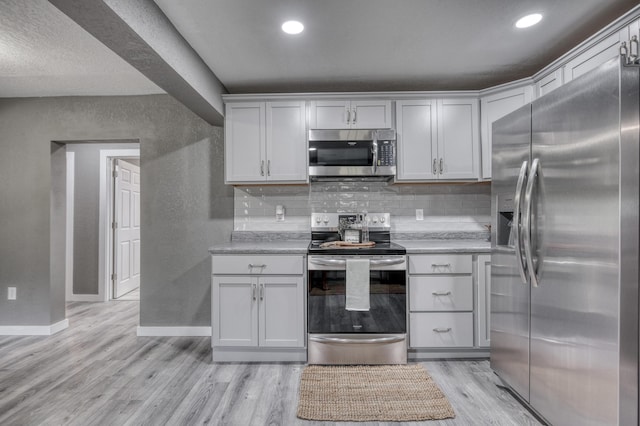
<box><xmin>433</xmin><ymin>327</ymin><xmax>452</xmax><ymax>333</ymax></box>
<box><xmin>431</xmin><ymin>263</ymin><xmax>451</xmax><ymax>268</ymax></box>
<box><xmin>432</xmin><ymin>291</ymin><xmax>452</xmax><ymax>296</ymax></box>
<box><xmin>248</xmin><ymin>264</ymin><xmax>267</xmax><ymax>269</ymax></box>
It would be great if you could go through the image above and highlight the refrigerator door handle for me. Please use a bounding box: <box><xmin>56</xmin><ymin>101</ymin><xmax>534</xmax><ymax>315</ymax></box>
<box><xmin>513</xmin><ymin>160</ymin><xmax>529</xmax><ymax>284</ymax></box>
<box><xmin>523</xmin><ymin>158</ymin><xmax>540</xmax><ymax>288</ymax></box>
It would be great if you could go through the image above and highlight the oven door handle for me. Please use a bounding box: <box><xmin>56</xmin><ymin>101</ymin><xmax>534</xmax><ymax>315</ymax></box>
<box><xmin>309</xmin><ymin>258</ymin><xmax>347</xmax><ymax>267</ymax></box>
<box><xmin>370</xmin><ymin>258</ymin><xmax>405</xmax><ymax>266</ymax></box>
<box><xmin>309</xmin><ymin>335</ymin><xmax>405</xmax><ymax>344</ymax></box>
<box><xmin>308</xmin><ymin>258</ymin><xmax>405</xmax><ymax>267</ymax></box>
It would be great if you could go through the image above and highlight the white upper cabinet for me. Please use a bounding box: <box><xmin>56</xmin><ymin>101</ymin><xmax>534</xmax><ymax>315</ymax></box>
<box><xmin>480</xmin><ymin>86</ymin><xmax>533</xmax><ymax>179</ymax></box>
<box><xmin>225</xmin><ymin>101</ymin><xmax>307</xmax><ymax>184</ymax></box>
<box><xmin>309</xmin><ymin>100</ymin><xmax>392</xmax><ymax>129</ymax></box>
<box><xmin>396</xmin><ymin>98</ymin><xmax>479</xmax><ymax>182</ymax></box>
<box><xmin>225</xmin><ymin>102</ymin><xmax>265</xmax><ymax>183</ymax></box>
<box><xmin>437</xmin><ymin>99</ymin><xmax>479</xmax><ymax>180</ymax></box>
<box><xmin>563</xmin><ymin>28</ymin><xmax>628</xmax><ymax>84</ymax></box>
<box><xmin>534</xmin><ymin>68</ymin><xmax>563</xmax><ymax>99</ymax></box>
<box><xmin>396</xmin><ymin>100</ymin><xmax>437</xmax><ymax>180</ymax></box>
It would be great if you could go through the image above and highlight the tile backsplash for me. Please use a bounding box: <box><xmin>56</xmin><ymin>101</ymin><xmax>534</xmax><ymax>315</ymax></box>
<box><xmin>233</xmin><ymin>181</ymin><xmax>490</xmax><ymax>233</ymax></box>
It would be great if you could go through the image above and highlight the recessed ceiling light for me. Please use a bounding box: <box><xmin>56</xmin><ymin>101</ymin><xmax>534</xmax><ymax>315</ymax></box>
<box><xmin>282</xmin><ymin>20</ymin><xmax>304</xmax><ymax>35</ymax></box>
<box><xmin>515</xmin><ymin>13</ymin><xmax>542</xmax><ymax>29</ymax></box>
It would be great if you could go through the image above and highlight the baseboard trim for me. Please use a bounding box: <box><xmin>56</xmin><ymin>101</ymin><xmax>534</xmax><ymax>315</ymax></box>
<box><xmin>0</xmin><ymin>319</ymin><xmax>69</xmax><ymax>336</ymax></box>
<box><xmin>211</xmin><ymin>347</ymin><xmax>307</xmax><ymax>363</ymax></box>
<box><xmin>136</xmin><ymin>326</ymin><xmax>212</xmax><ymax>337</ymax></box>
<box><xmin>68</xmin><ymin>294</ymin><xmax>103</xmax><ymax>302</ymax></box>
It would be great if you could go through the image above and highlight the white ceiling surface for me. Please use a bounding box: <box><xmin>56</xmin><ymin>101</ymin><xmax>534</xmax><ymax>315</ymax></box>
<box><xmin>0</xmin><ymin>0</ymin><xmax>636</xmax><ymax>98</ymax></box>
<box><xmin>0</xmin><ymin>0</ymin><xmax>163</xmax><ymax>97</ymax></box>
<box><xmin>155</xmin><ymin>0</ymin><xmax>638</xmax><ymax>93</ymax></box>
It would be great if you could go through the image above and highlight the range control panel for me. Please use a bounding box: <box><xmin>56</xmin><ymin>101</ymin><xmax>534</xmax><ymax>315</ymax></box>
<box><xmin>311</xmin><ymin>212</ymin><xmax>391</xmax><ymax>232</ymax></box>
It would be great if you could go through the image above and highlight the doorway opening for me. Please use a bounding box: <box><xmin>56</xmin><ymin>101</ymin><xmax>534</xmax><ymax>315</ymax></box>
<box><xmin>61</xmin><ymin>141</ymin><xmax>140</xmax><ymax>302</ymax></box>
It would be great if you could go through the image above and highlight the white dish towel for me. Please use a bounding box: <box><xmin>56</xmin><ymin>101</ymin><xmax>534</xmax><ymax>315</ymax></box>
<box><xmin>345</xmin><ymin>258</ymin><xmax>370</xmax><ymax>311</ymax></box>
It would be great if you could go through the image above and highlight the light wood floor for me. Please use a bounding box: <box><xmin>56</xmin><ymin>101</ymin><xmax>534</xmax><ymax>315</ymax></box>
<box><xmin>0</xmin><ymin>301</ymin><xmax>542</xmax><ymax>426</ymax></box>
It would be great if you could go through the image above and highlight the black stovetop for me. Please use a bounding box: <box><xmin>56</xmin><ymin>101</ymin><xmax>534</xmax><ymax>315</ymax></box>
<box><xmin>308</xmin><ymin>233</ymin><xmax>406</xmax><ymax>256</ymax></box>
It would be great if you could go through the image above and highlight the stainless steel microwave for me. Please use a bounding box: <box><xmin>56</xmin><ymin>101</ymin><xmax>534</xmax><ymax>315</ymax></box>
<box><xmin>308</xmin><ymin>129</ymin><xmax>396</xmax><ymax>181</ymax></box>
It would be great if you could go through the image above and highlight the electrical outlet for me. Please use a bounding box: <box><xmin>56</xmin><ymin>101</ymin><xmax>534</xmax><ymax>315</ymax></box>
<box><xmin>7</xmin><ymin>287</ymin><xmax>16</xmax><ymax>300</ymax></box>
<box><xmin>416</xmin><ymin>209</ymin><xmax>424</xmax><ymax>221</ymax></box>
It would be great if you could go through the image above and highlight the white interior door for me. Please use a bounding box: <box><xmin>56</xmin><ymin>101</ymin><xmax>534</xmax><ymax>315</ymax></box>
<box><xmin>113</xmin><ymin>159</ymin><xmax>141</xmax><ymax>298</ymax></box>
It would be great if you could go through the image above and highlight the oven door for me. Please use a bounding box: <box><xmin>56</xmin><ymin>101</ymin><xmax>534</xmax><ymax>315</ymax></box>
<box><xmin>307</xmin><ymin>255</ymin><xmax>407</xmax><ymax>334</ymax></box>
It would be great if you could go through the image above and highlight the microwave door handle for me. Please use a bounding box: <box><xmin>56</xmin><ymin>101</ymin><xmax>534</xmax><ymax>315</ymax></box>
<box><xmin>372</xmin><ymin>140</ymin><xmax>378</xmax><ymax>173</ymax></box>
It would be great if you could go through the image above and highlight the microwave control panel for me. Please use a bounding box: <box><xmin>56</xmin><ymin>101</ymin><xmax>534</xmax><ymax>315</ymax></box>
<box><xmin>377</xmin><ymin>141</ymin><xmax>395</xmax><ymax>166</ymax></box>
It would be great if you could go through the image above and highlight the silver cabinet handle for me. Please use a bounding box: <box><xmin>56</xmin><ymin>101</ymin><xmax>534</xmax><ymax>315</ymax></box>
<box><xmin>513</xmin><ymin>161</ymin><xmax>529</xmax><ymax>285</ymax></box>
<box><xmin>267</xmin><ymin>159</ymin><xmax>271</xmax><ymax>176</ymax></box>
<box><xmin>630</xmin><ymin>35</ymin><xmax>638</xmax><ymax>62</ymax></box>
<box><xmin>259</xmin><ymin>283</ymin><xmax>264</xmax><ymax>301</ymax></box>
<box><xmin>252</xmin><ymin>283</ymin><xmax>257</xmax><ymax>301</ymax></box>
<box><xmin>432</xmin><ymin>291</ymin><xmax>452</xmax><ymax>296</ymax></box>
<box><xmin>248</xmin><ymin>263</ymin><xmax>266</xmax><ymax>269</ymax></box>
<box><xmin>346</xmin><ymin>109</ymin><xmax>351</xmax><ymax>124</ymax></box>
<box><xmin>433</xmin><ymin>328</ymin><xmax>451</xmax><ymax>333</ymax></box>
<box><xmin>620</xmin><ymin>41</ymin><xmax>628</xmax><ymax>57</ymax></box>
<box><xmin>439</xmin><ymin>158</ymin><xmax>444</xmax><ymax>174</ymax></box>
<box><xmin>523</xmin><ymin>158</ymin><xmax>540</xmax><ymax>288</ymax></box>
<box><xmin>431</xmin><ymin>263</ymin><xmax>451</xmax><ymax>268</ymax></box>
<box><xmin>352</xmin><ymin>108</ymin><xmax>357</xmax><ymax>124</ymax></box>
<box><xmin>260</xmin><ymin>160</ymin><xmax>265</xmax><ymax>176</ymax></box>
<box><xmin>432</xmin><ymin>158</ymin><xmax>437</xmax><ymax>175</ymax></box>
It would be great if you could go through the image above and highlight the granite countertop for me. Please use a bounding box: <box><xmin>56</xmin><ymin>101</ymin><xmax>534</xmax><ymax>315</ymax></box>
<box><xmin>209</xmin><ymin>239</ymin><xmax>490</xmax><ymax>255</ymax></box>
<box><xmin>208</xmin><ymin>240</ymin><xmax>310</xmax><ymax>255</ymax></box>
<box><xmin>395</xmin><ymin>239</ymin><xmax>491</xmax><ymax>253</ymax></box>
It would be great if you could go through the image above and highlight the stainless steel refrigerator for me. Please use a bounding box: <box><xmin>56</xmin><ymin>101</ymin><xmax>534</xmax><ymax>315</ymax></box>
<box><xmin>491</xmin><ymin>55</ymin><xmax>639</xmax><ymax>426</ymax></box>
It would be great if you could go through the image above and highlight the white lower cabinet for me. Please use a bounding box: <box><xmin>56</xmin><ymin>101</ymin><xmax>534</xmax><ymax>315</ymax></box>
<box><xmin>410</xmin><ymin>312</ymin><xmax>474</xmax><ymax>348</ymax></box>
<box><xmin>211</xmin><ymin>254</ymin><xmax>305</xmax><ymax>361</ymax></box>
<box><xmin>408</xmin><ymin>253</ymin><xmax>491</xmax><ymax>355</ymax></box>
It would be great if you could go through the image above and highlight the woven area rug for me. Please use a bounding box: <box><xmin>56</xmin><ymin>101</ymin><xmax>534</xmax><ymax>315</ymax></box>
<box><xmin>296</xmin><ymin>364</ymin><xmax>455</xmax><ymax>421</ymax></box>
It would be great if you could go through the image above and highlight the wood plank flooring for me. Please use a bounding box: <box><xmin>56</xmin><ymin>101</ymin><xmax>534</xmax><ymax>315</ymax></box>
<box><xmin>0</xmin><ymin>301</ymin><xmax>542</xmax><ymax>425</ymax></box>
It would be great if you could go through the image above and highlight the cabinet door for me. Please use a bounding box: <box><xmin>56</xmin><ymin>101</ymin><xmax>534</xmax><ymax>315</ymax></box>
<box><xmin>480</xmin><ymin>86</ymin><xmax>533</xmax><ymax>179</ymax></box>
<box><xmin>437</xmin><ymin>99</ymin><xmax>479</xmax><ymax>180</ymax></box>
<box><xmin>535</xmin><ymin>69</ymin><xmax>563</xmax><ymax>99</ymax></box>
<box><xmin>395</xmin><ymin>100</ymin><xmax>437</xmax><ymax>181</ymax></box>
<box><xmin>563</xmin><ymin>29</ymin><xmax>626</xmax><ymax>84</ymax></box>
<box><xmin>309</xmin><ymin>100</ymin><xmax>349</xmax><ymax>129</ymax></box>
<box><xmin>258</xmin><ymin>276</ymin><xmax>304</xmax><ymax>347</ymax></box>
<box><xmin>225</xmin><ymin>102</ymin><xmax>266</xmax><ymax>183</ymax></box>
<box><xmin>350</xmin><ymin>100</ymin><xmax>392</xmax><ymax>129</ymax></box>
<box><xmin>212</xmin><ymin>276</ymin><xmax>258</xmax><ymax>347</ymax></box>
<box><xmin>265</xmin><ymin>101</ymin><xmax>307</xmax><ymax>182</ymax></box>
<box><xmin>476</xmin><ymin>254</ymin><xmax>491</xmax><ymax>347</ymax></box>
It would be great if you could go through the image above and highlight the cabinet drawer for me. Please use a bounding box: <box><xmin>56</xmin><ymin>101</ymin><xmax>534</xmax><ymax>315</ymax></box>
<box><xmin>212</xmin><ymin>255</ymin><xmax>303</xmax><ymax>275</ymax></box>
<box><xmin>409</xmin><ymin>312</ymin><xmax>473</xmax><ymax>348</ymax></box>
<box><xmin>409</xmin><ymin>276</ymin><xmax>473</xmax><ymax>311</ymax></box>
<box><xmin>409</xmin><ymin>254</ymin><xmax>472</xmax><ymax>274</ymax></box>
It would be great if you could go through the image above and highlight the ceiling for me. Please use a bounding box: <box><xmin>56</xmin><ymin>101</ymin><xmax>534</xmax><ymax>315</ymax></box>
<box><xmin>0</xmin><ymin>0</ymin><xmax>637</xmax><ymax>97</ymax></box>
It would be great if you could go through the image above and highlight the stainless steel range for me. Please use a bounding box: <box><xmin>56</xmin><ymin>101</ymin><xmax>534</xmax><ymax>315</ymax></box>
<box><xmin>307</xmin><ymin>212</ymin><xmax>407</xmax><ymax>364</ymax></box>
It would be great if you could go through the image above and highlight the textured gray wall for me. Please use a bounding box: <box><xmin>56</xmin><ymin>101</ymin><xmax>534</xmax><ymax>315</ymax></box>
<box><xmin>66</xmin><ymin>142</ymin><xmax>139</xmax><ymax>295</ymax></box>
<box><xmin>0</xmin><ymin>95</ymin><xmax>232</xmax><ymax>326</ymax></box>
